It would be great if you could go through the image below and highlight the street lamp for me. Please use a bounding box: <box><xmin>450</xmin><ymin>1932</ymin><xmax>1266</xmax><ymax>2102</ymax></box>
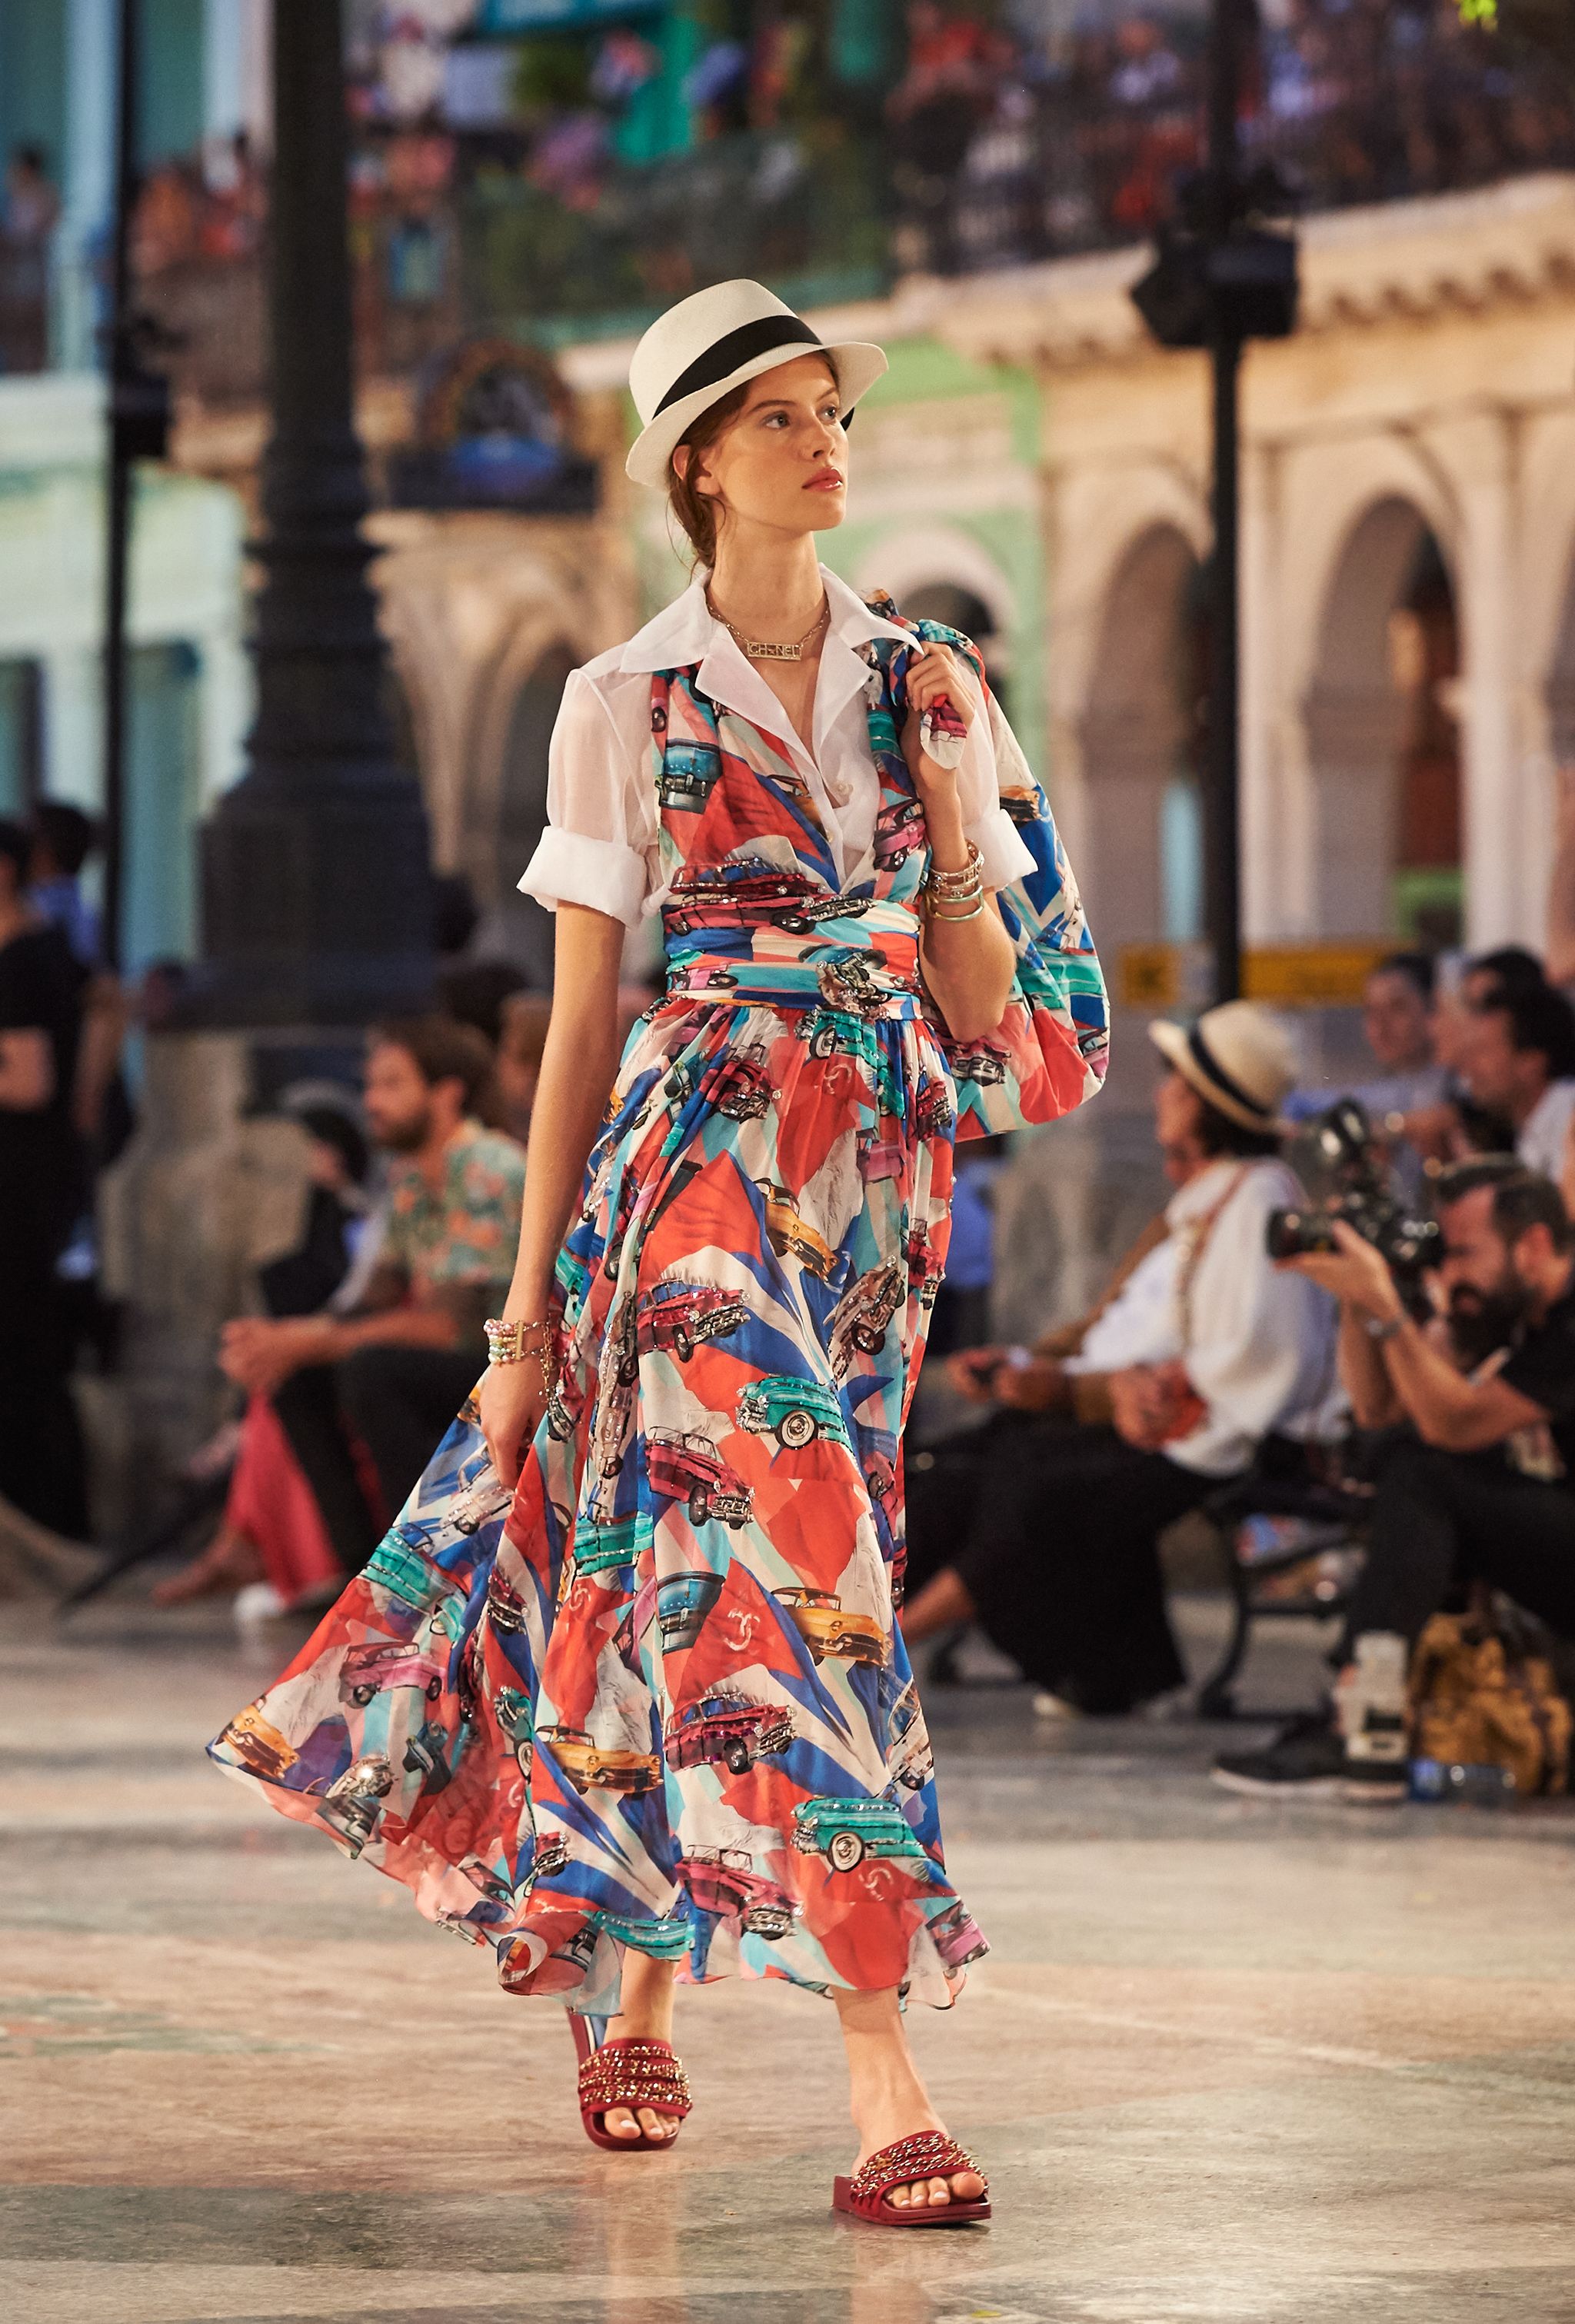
<box><xmin>184</xmin><ymin>0</ymin><xmax>435</xmax><ymax>1030</ymax></box>
<box><xmin>1129</xmin><ymin>0</ymin><xmax>1299</xmax><ymax>1007</ymax></box>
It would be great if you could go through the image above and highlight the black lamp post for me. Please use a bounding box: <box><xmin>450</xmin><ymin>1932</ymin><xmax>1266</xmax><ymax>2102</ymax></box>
<box><xmin>1130</xmin><ymin>0</ymin><xmax>1298</xmax><ymax>1007</ymax></box>
<box><xmin>185</xmin><ymin>0</ymin><xmax>434</xmax><ymax>1027</ymax></box>
<box><xmin>102</xmin><ymin>0</ymin><xmax>172</xmax><ymax>975</ymax></box>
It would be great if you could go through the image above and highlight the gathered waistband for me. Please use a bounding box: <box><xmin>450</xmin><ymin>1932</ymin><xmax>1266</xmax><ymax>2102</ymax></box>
<box><xmin>661</xmin><ymin>890</ymin><xmax>924</xmax><ymax>1019</ymax></box>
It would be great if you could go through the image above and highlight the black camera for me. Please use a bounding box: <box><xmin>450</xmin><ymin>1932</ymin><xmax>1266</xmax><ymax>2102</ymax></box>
<box><xmin>1266</xmin><ymin>1099</ymin><xmax>1441</xmax><ymax>1308</ymax></box>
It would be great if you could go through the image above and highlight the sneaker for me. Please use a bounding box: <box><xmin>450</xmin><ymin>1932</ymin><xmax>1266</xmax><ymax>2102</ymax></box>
<box><xmin>1210</xmin><ymin>1709</ymin><xmax>1401</xmax><ymax>1801</ymax></box>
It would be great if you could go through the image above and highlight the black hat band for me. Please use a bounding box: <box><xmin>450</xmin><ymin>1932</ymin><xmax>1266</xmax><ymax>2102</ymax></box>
<box><xmin>654</xmin><ymin>315</ymin><xmax>827</xmax><ymax>417</ymax></box>
<box><xmin>1187</xmin><ymin>1025</ymin><xmax>1270</xmax><ymax>1121</ymax></box>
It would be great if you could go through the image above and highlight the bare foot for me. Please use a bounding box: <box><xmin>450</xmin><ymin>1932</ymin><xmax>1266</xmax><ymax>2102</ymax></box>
<box><xmin>598</xmin><ymin>1953</ymin><xmax>680</xmax><ymax>2145</ymax></box>
<box><xmin>151</xmin><ymin>1527</ymin><xmax>263</xmax><ymax>1606</ymax></box>
<box><xmin>836</xmin><ymin>1984</ymin><xmax>984</xmax><ymax>2211</ymax></box>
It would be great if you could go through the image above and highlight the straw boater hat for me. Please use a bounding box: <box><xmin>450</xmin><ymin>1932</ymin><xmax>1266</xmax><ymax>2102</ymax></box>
<box><xmin>625</xmin><ymin>279</ymin><xmax>888</xmax><ymax>488</ymax></box>
<box><xmin>1149</xmin><ymin>1000</ymin><xmax>1297</xmax><ymax>1137</ymax></box>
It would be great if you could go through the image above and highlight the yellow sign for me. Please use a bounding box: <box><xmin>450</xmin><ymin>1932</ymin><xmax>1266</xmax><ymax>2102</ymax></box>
<box><xmin>1118</xmin><ymin>942</ymin><xmax>1393</xmax><ymax>1011</ymax></box>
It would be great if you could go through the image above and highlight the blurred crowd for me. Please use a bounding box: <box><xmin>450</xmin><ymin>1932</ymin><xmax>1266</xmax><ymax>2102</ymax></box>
<box><xmin>6</xmin><ymin>0</ymin><xmax>1567</xmax><ymax>383</ymax></box>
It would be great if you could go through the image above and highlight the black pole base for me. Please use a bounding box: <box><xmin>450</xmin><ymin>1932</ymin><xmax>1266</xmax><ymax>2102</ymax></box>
<box><xmin>183</xmin><ymin>781</ymin><xmax>435</xmax><ymax>1028</ymax></box>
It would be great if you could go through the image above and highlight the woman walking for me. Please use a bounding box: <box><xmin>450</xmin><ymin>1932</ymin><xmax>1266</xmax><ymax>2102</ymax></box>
<box><xmin>211</xmin><ymin>280</ymin><xmax>1107</xmax><ymax>2225</ymax></box>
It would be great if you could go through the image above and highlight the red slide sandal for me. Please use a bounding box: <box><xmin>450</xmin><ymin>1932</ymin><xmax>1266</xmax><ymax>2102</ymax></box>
<box><xmin>833</xmin><ymin>2133</ymin><xmax>991</xmax><ymax>2227</ymax></box>
<box><xmin>571</xmin><ymin>2014</ymin><xmax>691</xmax><ymax>2152</ymax></box>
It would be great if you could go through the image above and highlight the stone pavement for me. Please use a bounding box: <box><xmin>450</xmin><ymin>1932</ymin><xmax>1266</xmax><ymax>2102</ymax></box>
<box><xmin>4</xmin><ymin>1597</ymin><xmax>1575</xmax><ymax>2324</ymax></box>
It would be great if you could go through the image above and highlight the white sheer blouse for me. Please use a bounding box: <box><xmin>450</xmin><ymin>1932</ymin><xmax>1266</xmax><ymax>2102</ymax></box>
<box><xmin>517</xmin><ymin>566</ymin><xmax>1037</xmax><ymax>930</ymax></box>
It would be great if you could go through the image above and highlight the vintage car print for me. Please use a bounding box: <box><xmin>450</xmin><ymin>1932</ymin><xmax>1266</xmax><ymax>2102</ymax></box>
<box><xmin>645</xmin><ymin>1430</ymin><xmax>754</xmax><ymax>1527</ymax></box>
<box><xmin>914</xmin><ymin>1077</ymin><xmax>955</xmax><ymax>1136</ymax></box>
<box><xmin>945</xmin><ymin>1041</ymin><xmax>1008</xmax><ymax>1087</ymax></box>
<box><xmin>572</xmin><ymin>1510</ymin><xmax>654</xmax><ymax>1577</ymax></box>
<box><xmin>402</xmin><ymin>1718</ymin><xmax>455</xmax><ymax>1793</ymax></box>
<box><xmin>828</xmin><ymin>1263</ymin><xmax>905</xmax><ymax>1375</ymax></box>
<box><xmin>338</xmin><ymin>1640</ymin><xmax>448</xmax><ymax>1708</ymax></box>
<box><xmin>486</xmin><ymin>1570</ymin><xmax>529</xmax><ymax>1635</ymax></box>
<box><xmin>814</xmin><ymin>949</ymin><xmax>898</xmax><ymax>1017</ymax></box>
<box><xmin>791</xmin><ymin>1794</ymin><xmax>926</xmax><ymax>1873</ymax></box>
<box><xmin>601</xmin><ymin>1174</ymin><xmax>641</xmax><ymax>1281</ymax></box>
<box><xmin>636</xmin><ymin>1279</ymin><xmax>747</xmax><ymax>1362</ymax></box>
<box><xmin>591</xmin><ymin>1906</ymin><xmax>692</xmax><ymax>1958</ymax></box>
<box><xmin>363</xmin><ymin>1531</ymin><xmax>437</xmax><ymax>1606</ymax></box>
<box><xmin>795</xmin><ymin>1018</ymin><xmax>903</xmax><ymax>1120</ymax></box>
<box><xmin>528</xmin><ymin>1832</ymin><xmax>571</xmax><ymax>1882</ymax></box>
<box><xmin>768</xmin><ymin>892</ymin><xmax>871</xmax><ymax>937</ymax></box>
<box><xmin>494</xmin><ymin>1685</ymin><xmax>534</xmax><ymax>1772</ymax></box>
<box><xmin>657</xmin><ymin>739</ymin><xmax>723</xmax><ymax>809</ymax></box>
<box><xmin>318</xmin><ymin>1753</ymin><xmax>393</xmax><ymax>1855</ymax></box>
<box><xmin>773</xmin><ymin>1587</ymin><xmax>888</xmax><ymax>1666</ymax></box>
<box><xmin>758</xmin><ymin>1182</ymin><xmax>838</xmax><ymax>1280</ymax></box>
<box><xmin>711</xmin><ymin>1044</ymin><xmax>773</xmax><ymax>1121</ymax></box>
<box><xmin>538</xmin><ymin>1723</ymin><xmax>661</xmax><ymax>1796</ymax></box>
<box><xmin>656</xmin><ymin>1569</ymin><xmax>724</xmax><ymax>1650</ymax></box>
<box><xmin>873</xmin><ymin>794</ymin><xmax>926</xmax><ymax>867</ymax></box>
<box><xmin>678</xmin><ymin>1846</ymin><xmax>798</xmax><ymax>1939</ymax></box>
<box><xmin>904</xmin><ymin>1224</ymin><xmax>944</xmax><ymax>1310</ymax></box>
<box><xmin>448</xmin><ymin>1473</ymin><xmax>514</xmax><ymax>1536</ymax></box>
<box><xmin>663</xmin><ymin>1693</ymin><xmax>794</xmax><ymax>1774</ymax></box>
<box><xmin>734</xmin><ymin>1373</ymin><xmax>851</xmax><ymax>1451</ymax></box>
<box><xmin>887</xmin><ymin>1680</ymin><xmax>935</xmax><ymax>1791</ymax></box>
<box><xmin>927</xmin><ymin>1897</ymin><xmax>990</xmax><ymax>1971</ymax></box>
<box><xmin>218</xmin><ymin>1703</ymin><xmax>298</xmax><ymax>1784</ymax></box>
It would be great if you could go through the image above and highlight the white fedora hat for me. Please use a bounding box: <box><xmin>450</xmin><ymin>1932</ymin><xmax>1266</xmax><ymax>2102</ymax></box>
<box><xmin>1149</xmin><ymin>1000</ymin><xmax>1297</xmax><ymax>1137</ymax></box>
<box><xmin>624</xmin><ymin>278</ymin><xmax>887</xmax><ymax>489</ymax></box>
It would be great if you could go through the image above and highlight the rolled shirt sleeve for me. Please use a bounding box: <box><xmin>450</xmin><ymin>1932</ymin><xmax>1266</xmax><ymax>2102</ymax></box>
<box><xmin>517</xmin><ymin>667</ymin><xmax>659</xmax><ymax>930</ymax></box>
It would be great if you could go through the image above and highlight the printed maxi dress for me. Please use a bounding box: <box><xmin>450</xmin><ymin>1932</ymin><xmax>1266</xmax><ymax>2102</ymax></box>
<box><xmin>210</xmin><ymin>604</ymin><xmax>1108</xmax><ymax>2015</ymax></box>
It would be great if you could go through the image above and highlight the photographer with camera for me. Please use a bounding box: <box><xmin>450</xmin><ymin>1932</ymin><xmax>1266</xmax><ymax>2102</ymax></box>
<box><xmin>1214</xmin><ymin>1159</ymin><xmax>1575</xmax><ymax>1800</ymax></box>
<box><xmin>902</xmin><ymin>1002</ymin><xmax>1343</xmax><ymax>1715</ymax></box>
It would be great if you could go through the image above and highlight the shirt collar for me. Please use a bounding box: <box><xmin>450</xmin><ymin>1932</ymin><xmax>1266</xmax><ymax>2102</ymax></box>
<box><xmin>618</xmin><ymin>564</ymin><xmax>908</xmax><ymax>674</ymax></box>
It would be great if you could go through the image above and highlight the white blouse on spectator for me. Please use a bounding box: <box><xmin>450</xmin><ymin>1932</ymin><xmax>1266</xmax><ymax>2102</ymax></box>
<box><xmin>517</xmin><ymin>565</ymin><xmax>1037</xmax><ymax>929</ymax></box>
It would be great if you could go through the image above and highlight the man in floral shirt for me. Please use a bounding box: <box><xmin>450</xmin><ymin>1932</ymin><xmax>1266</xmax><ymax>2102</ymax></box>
<box><xmin>220</xmin><ymin>1016</ymin><xmax>527</xmax><ymax>1569</ymax></box>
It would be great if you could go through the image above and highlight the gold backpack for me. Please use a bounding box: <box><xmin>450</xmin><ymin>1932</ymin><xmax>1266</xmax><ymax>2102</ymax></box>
<box><xmin>1407</xmin><ymin>1597</ymin><xmax>1572</xmax><ymax>1797</ymax></box>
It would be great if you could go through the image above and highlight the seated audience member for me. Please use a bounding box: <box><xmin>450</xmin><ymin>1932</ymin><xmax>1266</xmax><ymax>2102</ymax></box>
<box><xmin>438</xmin><ymin>957</ymin><xmax>528</xmax><ymax>1050</ymax></box>
<box><xmin>153</xmin><ymin>1100</ymin><xmax>373</xmax><ymax>1609</ymax></box>
<box><xmin>1216</xmin><ymin>1162</ymin><xmax>1575</xmax><ymax>1799</ymax></box>
<box><xmin>27</xmin><ymin>800</ymin><xmax>101</xmax><ymax>967</ymax></box>
<box><xmin>218</xmin><ymin>1016</ymin><xmax>526</xmax><ymax>1569</ymax></box>
<box><xmin>1456</xmin><ymin>981</ymin><xmax>1575</xmax><ymax>1180</ymax></box>
<box><xmin>903</xmin><ymin>1002</ymin><xmax>1342</xmax><ymax>1715</ymax></box>
<box><xmin>1288</xmin><ymin>951</ymin><xmax>1446</xmax><ymax>1199</ymax></box>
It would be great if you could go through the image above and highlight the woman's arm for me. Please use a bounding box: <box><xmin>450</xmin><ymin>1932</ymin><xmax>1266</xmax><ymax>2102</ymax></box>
<box><xmin>478</xmin><ymin>903</ymin><xmax>626</xmax><ymax>1483</ymax></box>
<box><xmin>904</xmin><ymin>643</ymin><xmax>1017</xmax><ymax>1044</ymax></box>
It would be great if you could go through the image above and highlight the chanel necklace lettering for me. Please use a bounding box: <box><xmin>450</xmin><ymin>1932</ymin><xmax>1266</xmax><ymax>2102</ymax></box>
<box><xmin>708</xmin><ymin>593</ymin><xmax>829</xmax><ymax>662</ymax></box>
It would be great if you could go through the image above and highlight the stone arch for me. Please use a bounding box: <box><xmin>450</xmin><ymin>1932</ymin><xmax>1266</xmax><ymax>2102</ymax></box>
<box><xmin>1075</xmin><ymin>522</ymin><xmax>1204</xmax><ymax>966</ymax></box>
<box><xmin>1303</xmin><ymin>496</ymin><xmax>1461</xmax><ymax>941</ymax></box>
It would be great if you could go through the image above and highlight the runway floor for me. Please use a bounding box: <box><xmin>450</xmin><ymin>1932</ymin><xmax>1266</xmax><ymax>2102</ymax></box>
<box><xmin>4</xmin><ymin>1595</ymin><xmax>1574</xmax><ymax>2324</ymax></box>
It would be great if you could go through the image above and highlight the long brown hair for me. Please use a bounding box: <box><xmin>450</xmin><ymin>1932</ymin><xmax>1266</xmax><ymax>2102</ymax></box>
<box><xmin>667</xmin><ymin>380</ymin><xmax>751</xmax><ymax>567</ymax></box>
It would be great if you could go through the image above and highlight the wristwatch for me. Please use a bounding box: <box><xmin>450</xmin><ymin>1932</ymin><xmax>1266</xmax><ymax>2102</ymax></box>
<box><xmin>1364</xmin><ymin>1313</ymin><xmax>1404</xmax><ymax>1345</ymax></box>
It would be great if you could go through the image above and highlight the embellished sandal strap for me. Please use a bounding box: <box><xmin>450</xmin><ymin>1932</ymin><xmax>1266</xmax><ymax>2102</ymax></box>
<box><xmin>578</xmin><ymin>2036</ymin><xmax>692</xmax><ymax>2120</ymax></box>
<box><xmin>848</xmin><ymin>2132</ymin><xmax>984</xmax><ymax>2207</ymax></box>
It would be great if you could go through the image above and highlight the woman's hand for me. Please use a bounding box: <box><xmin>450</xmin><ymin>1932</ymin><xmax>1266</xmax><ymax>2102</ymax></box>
<box><xmin>477</xmin><ymin>1358</ymin><xmax>548</xmax><ymax>1490</ymax></box>
<box><xmin>900</xmin><ymin>639</ymin><xmax>981</xmax><ymax>804</ymax></box>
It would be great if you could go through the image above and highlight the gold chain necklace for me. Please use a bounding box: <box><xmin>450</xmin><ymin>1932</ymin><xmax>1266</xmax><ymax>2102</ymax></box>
<box><xmin>707</xmin><ymin>593</ymin><xmax>829</xmax><ymax>662</ymax></box>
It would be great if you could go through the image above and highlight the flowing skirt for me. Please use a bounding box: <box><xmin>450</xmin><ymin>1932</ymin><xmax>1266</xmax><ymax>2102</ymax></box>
<box><xmin>210</xmin><ymin>991</ymin><xmax>988</xmax><ymax>2013</ymax></box>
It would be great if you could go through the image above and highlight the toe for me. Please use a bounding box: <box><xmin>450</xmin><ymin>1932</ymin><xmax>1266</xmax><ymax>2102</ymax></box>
<box><xmin>636</xmin><ymin>2108</ymin><xmax>671</xmax><ymax>2141</ymax></box>
<box><xmin>887</xmin><ymin>2183</ymin><xmax>911</xmax><ymax>2209</ymax></box>
<box><xmin>949</xmin><ymin>2169</ymin><xmax>984</xmax><ymax>2202</ymax></box>
<box><xmin>927</xmin><ymin>2175</ymin><xmax>952</xmax><ymax>2206</ymax></box>
<box><xmin>603</xmin><ymin>2106</ymin><xmax>641</xmax><ymax>2140</ymax></box>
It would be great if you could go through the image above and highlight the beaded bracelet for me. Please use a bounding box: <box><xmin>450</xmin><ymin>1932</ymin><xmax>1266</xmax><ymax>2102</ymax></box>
<box><xmin>484</xmin><ymin>1317</ymin><xmax>556</xmax><ymax>1397</ymax></box>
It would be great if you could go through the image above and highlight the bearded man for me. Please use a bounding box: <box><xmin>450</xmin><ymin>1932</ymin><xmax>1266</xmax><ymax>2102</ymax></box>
<box><xmin>218</xmin><ymin>1017</ymin><xmax>526</xmax><ymax>1570</ymax></box>
<box><xmin>1215</xmin><ymin>1159</ymin><xmax>1575</xmax><ymax>1799</ymax></box>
